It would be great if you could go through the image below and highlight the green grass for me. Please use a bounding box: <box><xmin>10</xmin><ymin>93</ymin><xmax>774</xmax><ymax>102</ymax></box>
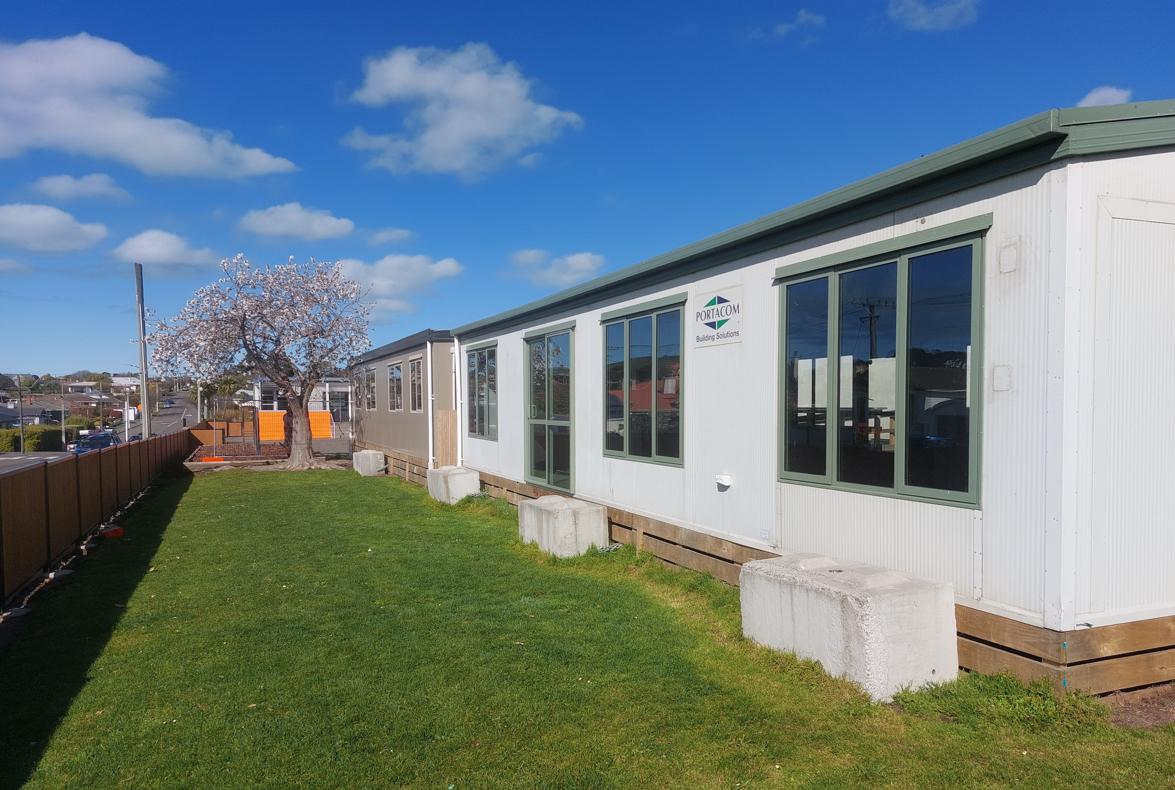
<box><xmin>1</xmin><ymin>470</ymin><xmax>1173</xmax><ymax>788</ymax></box>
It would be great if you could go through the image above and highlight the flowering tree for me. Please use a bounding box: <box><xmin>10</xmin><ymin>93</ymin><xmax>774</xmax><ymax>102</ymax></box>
<box><xmin>152</xmin><ymin>255</ymin><xmax>370</xmax><ymax>468</ymax></box>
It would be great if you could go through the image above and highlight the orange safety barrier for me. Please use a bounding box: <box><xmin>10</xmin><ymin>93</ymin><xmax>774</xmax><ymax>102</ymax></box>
<box><xmin>309</xmin><ymin>411</ymin><xmax>333</xmax><ymax>439</ymax></box>
<box><xmin>258</xmin><ymin>411</ymin><xmax>286</xmax><ymax>442</ymax></box>
<box><xmin>255</xmin><ymin>410</ymin><xmax>334</xmax><ymax>442</ymax></box>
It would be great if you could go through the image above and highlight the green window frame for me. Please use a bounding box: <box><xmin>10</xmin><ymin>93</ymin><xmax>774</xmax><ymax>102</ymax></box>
<box><xmin>777</xmin><ymin>231</ymin><xmax>984</xmax><ymax>507</ymax></box>
<box><xmin>602</xmin><ymin>301</ymin><xmax>684</xmax><ymax>466</ymax></box>
<box><xmin>387</xmin><ymin>363</ymin><xmax>403</xmax><ymax>412</ymax></box>
<box><xmin>524</xmin><ymin>327</ymin><xmax>575</xmax><ymax>492</ymax></box>
<box><xmin>466</xmin><ymin>346</ymin><xmax>498</xmax><ymax>440</ymax></box>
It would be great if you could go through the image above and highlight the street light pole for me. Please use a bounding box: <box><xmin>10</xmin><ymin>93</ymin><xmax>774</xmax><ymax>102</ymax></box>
<box><xmin>134</xmin><ymin>263</ymin><xmax>152</xmax><ymax>438</ymax></box>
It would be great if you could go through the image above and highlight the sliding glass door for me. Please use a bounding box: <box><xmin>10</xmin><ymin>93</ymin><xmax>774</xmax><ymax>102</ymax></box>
<box><xmin>526</xmin><ymin>329</ymin><xmax>573</xmax><ymax>490</ymax></box>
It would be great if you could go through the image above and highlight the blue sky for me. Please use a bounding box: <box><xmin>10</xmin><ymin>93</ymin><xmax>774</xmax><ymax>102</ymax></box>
<box><xmin>1</xmin><ymin>0</ymin><xmax>1171</xmax><ymax>375</ymax></box>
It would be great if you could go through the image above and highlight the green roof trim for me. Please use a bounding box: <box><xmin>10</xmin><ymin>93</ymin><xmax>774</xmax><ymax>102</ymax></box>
<box><xmin>453</xmin><ymin>100</ymin><xmax>1175</xmax><ymax>339</ymax></box>
<box><xmin>773</xmin><ymin>213</ymin><xmax>993</xmax><ymax>280</ymax></box>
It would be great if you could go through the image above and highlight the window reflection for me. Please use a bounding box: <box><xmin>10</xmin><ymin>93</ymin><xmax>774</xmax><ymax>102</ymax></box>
<box><xmin>838</xmin><ymin>263</ymin><xmax>897</xmax><ymax>487</ymax></box>
<box><xmin>784</xmin><ymin>278</ymin><xmax>828</xmax><ymax>475</ymax></box>
<box><xmin>907</xmin><ymin>246</ymin><xmax>972</xmax><ymax>491</ymax></box>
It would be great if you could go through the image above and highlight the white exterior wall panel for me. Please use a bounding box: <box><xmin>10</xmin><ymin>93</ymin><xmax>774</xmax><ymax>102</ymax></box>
<box><xmin>459</xmin><ymin>151</ymin><xmax>1175</xmax><ymax>629</ymax></box>
<box><xmin>1073</xmin><ymin>151</ymin><xmax>1175</xmax><ymax>627</ymax></box>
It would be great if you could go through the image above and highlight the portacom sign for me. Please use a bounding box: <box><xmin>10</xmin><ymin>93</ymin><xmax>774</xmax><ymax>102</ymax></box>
<box><xmin>693</xmin><ymin>285</ymin><xmax>744</xmax><ymax>347</ymax></box>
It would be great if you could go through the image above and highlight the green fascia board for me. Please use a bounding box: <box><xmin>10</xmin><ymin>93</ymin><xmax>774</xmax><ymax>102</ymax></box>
<box><xmin>599</xmin><ymin>292</ymin><xmax>689</xmax><ymax>323</ymax></box>
<box><xmin>453</xmin><ymin>101</ymin><xmax>1175</xmax><ymax>339</ymax></box>
<box><xmin>773</xmin><ymin>213</ymin><xmax>992</xmax><ymax>279</ymax></box>
<box><xmin>523</xmin><ymin>320</ymin><xmax>577</xmax><ymax>339</ymax></box>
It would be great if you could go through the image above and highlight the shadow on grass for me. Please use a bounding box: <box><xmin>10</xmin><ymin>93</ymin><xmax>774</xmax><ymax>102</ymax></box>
<box><xmin>0</xmin><ymin>468</ymin><xmax>193</xmax><ymax>789</ymax></box>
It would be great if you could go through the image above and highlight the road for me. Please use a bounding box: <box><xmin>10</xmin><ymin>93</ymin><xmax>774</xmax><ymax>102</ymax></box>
<box><xmin>119</xmin><ymin>395</ymin><xmax>194</xmax><ymax>439</ymax></box>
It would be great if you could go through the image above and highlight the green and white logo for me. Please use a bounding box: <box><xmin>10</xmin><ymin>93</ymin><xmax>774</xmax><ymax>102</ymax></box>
<box><xmin>693</xmin><ymin>285</ymin><xmax>744</xmax><ymax>347</ymax></box>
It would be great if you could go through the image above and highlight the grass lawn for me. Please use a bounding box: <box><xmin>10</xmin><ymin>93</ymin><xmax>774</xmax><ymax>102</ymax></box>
<box><xmin>1</xmin><ymin>470</ymin><xmax>1173</xmax><ymax>788</ymax></box>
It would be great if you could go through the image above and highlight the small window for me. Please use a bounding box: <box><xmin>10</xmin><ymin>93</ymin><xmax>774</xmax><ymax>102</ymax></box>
<box><xmin>466</xmin><ymin>347</ymin><xmax>498</xmax><ymax>440</ymax></box>
<box><xmin>409</xmin><ymin>358</ymin><xmax>424</xmax><ymax>412</ymax></box>
<box><xmin>388</xmin><ymin>364</ymin><xmax>403</xmax><ymax>411</ymax></box>
<box><xmin>364</xmin><ymin>369</ymin><xmax>376</xmax><ymax>410</ymax></box>
<box><xmin>779</xmin><ymin>236</ymin><xmax>981</xmax><ymax>504</ymax></box>
<box><xmin>602</xmin><ymin>304</ymin><xmax>683</xmax><ymax>464</ymax></box>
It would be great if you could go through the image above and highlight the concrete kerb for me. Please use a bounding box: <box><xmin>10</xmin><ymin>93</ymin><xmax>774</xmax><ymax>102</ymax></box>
<box><xmin>518</xmin><ymin>495</ymin><xmax>609</xmax><ymax>558</ymax></box>
<box><xmin>739</xmin><ymin>552</ymin><xmax>958</xmax><ymax>702</ymax></box>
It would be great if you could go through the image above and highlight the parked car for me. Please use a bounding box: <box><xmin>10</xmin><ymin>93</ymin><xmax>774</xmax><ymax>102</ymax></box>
<box><xmin>163</xmin><ymin>399</ymin><xmax>176</xmax><ymax>408</ymax></box>
<box><xmin>69</xmin><ymin>432</ymin><xmax>121</xmax><ymax>454</ymax></box>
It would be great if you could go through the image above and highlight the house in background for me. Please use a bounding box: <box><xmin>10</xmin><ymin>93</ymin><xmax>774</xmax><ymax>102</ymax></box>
<box><xmin>350</xmin><ymin>329</ymin><xmax>458</xmax><ymax>479</ymax></box>
<box><xmin>447</xmin><ymin>100</ymin><xmax>1175</xmax><ymax>694</ymax></box>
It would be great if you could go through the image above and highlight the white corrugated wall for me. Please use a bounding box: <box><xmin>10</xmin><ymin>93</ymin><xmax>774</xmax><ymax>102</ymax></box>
<box><xmin>460</xmin><ymin>150</ymin><xmax>1175</xmax><ymax>629</ymax></box>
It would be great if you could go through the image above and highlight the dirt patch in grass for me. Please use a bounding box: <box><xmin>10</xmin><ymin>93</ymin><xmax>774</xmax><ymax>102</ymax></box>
<box><xmin>1105</xmin><ymin>684</ymin><xmax>1175</xmax><ymax>729</ymax></box>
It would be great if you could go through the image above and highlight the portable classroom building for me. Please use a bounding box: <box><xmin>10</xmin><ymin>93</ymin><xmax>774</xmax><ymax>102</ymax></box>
<box><xmin>351</xmin><ymin>329</ymin><xmax>459</xmax><ymax>477</ymax></box>
<box><xmin>451</xmin><ymin>101</ymin><xmax>1175</xmax><ymax>693</ymax></box>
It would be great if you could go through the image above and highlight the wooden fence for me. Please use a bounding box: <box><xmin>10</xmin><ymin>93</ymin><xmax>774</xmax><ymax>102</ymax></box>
<box><xmin>0</xmin><ymin>430</ymin><xmax>194</xmax><ymax>606</ymax></box>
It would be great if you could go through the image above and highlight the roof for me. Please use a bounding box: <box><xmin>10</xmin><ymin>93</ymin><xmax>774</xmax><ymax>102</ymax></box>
<box><xmin>352</xmin><ymin>328</ymin><xmax>453</xmax><ymax>366</ymax></box>
<box><xmin>454</xmin><ymin>100</ymin><xmax>1175</xmax><ymax>339</ymax></box>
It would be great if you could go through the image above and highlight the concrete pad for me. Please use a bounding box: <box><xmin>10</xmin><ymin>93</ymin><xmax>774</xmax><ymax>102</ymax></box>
<box><xmin>427</xmin><ymin>465</ymin><xmax>482</xmax><ymax>504</ymax></box>
<box><xmin>740</xmin><ymin>552</ymin><xmax>957</xmax><ymax>701</ymax></box>
<box><xmin>518</xmin><ymin>495</ymin><xmax>609</xmax><ymax>558</ymax></box>
<box><xmin>352</xmin><ymin>450</ymin><xmax>385</xmax><ymax>476</ymax></box>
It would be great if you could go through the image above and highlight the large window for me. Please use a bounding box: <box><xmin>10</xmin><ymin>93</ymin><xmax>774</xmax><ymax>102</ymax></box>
<box><xmin>388</xmin><ymin>363</ymin><xmax>403</xmax><ymax>411</ymax></box>
<box><xmin>780</xmin><ymin>237</ymin><xmax>980</xmax><ymax>504</ymax></box>
<box><xmin>408</xmin><ymin>358</ymin><xmax>423</xmax><ymax>412</ymax></box>
<box><xmin>466</xmin><ymin>346</ymin><xmax>498</xmax><ymax>439</ymax></box>
<box><xmin>603</xmin><ymin>304</ymin><xmax>682</xmax><ymax>464</ymax></box>
<box><xmin>363</xmin><ymin>368</ymin><xmax>376</xmax><ymax>410</ymax></box>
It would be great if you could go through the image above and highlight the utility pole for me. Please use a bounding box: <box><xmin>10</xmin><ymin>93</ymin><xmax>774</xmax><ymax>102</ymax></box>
<box><xmin>134</xmin><ymin>263</ymin><xmax>152</xmax><ymax>438</ymax></box>
<box><xmin>60</xmin><ymin>380</ymin><xmax>66</xmax><ymax>446</ymax></box>
<box><xmin>15</xmin><ymin>374</ymin><xmax>25</xmax><ymax>454</ymax></box>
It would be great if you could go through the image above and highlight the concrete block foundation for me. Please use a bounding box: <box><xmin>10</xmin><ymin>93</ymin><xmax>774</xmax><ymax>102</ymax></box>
<box><xmin>426</xmin><ymin>466</ymin><xmax>482</xmax><ymax>504</ymax></box>
<box><xmin>740</xmin><ymin>552</ymin><xmax>957</xmax><ymax>701</ymax></box>
<box><xmin>518</xmin><ymin>495</ymin><xmax>609</xmax><ymax>558</ymax></box>
<box><xmin>352</xmin><ymin>450</ymin><xmax>385</xmax><ymax>477</ymax></box>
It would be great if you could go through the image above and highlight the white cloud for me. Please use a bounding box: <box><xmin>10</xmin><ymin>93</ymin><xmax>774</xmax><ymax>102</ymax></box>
<box><xmin>0</xmin><ymin>203</ymin><xmax>106</xmax><ymax>251</ymax></box>
<box><xmin>32</xmin><ymin>172</ymin><xmax>129</xmax><ymax>201</ymax></box>
<box><xmin>113</xmin><ymin>229</ymin><xmax>217</xmax><ymax>266</ymax></box>
<box><xmin>370</xmin><ymin>227</ymin><xmax>415</xmax><ymax>245</ymax></box>
<box><xmin>775</xmin><ymin>9</ymin><xmax>827</xmax><ymax>37</ymax></box>
<box><xmin>888</xmin><ymin>0</ymin><xmax>978</xmax><ymax>31</ymax></box>
<box><xmin>239</xmin><ymin>202</ymin><xmax>355</xmax><ymax>241</ymax></box>
<box><xmin>0</xmin><ymin>33</ymin><xmax>295</xmax><ymax>177</ymax></box>
<box><xmin>0</xmin><ymin>257</ymin><xmax>29</xmax><ymax>273</ymax></box>
<box><xmin>344</xmin><ymin>43</ymin><xmax>583</xmax><ymax>178</ymax></box>
<box><xmin>1078</xmin><ymin>85</ymin><xmax>1133</xmax><ymax>108</ymax></box>
<box><xmin>339</xmin><ymin>254</ymin><xmax>463</xmax><ymax>319</ymax></box>
<box><xmin>511</xmin><ymin>248</ymin><xmax>604</xmax><ymax>288</ymax></box>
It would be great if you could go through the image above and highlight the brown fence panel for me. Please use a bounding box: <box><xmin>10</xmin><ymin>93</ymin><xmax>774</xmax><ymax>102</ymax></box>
<box><xmin>141</xmin><ymin>438</ymin><xmax>150</xmax><ymax>484</ymax></box>
<box><xmin>100</xmin><ymin>447</ymin><xmax>118</xmax><ymax>519</ymax></box>
<box><xmin>128</xmin><ymin>442</ymin><xmax>142</xmax><ymax>495</ymax></box>
<box><xmin>77</xmin><ymin>451</ymin><xmax>102</xmax><ymax>535</ymax></box>
<box><xmin>148</xmin><ymin>436</ymin><xmax>159</xmax><ymax>481</ymax></box>
<box><xmin>116</xmin><ymin>444</ymin><xmax>132</xmax><ymax>507</ymax></box>
<box><xmin>46</xmin><ymin>458</ymin><xmax>80</xmax><ymax>561</ymax></box>
<box><xmin>1</xmin><ymin>466</ymin><xmax>49</xmax><ymax>602</ymax></box>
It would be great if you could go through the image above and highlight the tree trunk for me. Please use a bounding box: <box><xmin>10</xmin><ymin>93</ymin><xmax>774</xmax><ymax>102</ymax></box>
<box><xmin>284</xmin><ymin>398</ymin><xmax>316</xmax><ymax>469</ymax></box>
